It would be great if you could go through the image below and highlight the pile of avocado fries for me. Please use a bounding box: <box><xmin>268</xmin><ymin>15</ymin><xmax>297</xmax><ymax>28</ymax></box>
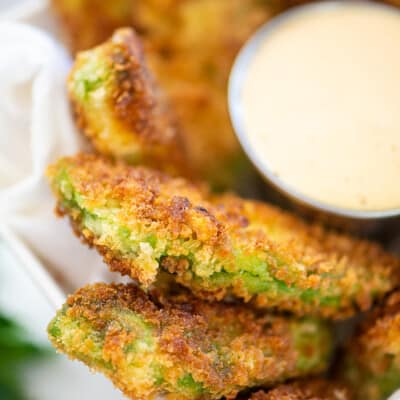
<box><xmin>46</xmin><ymin>2</ymin><xmax>400</xmax><ymax>399</ymax></box>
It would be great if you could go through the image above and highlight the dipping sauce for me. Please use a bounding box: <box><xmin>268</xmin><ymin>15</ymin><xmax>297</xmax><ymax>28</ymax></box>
<box><xmin>238</xmin><ymin>2</ymin><xmax>400</xmax><ymax>211</ymax></box>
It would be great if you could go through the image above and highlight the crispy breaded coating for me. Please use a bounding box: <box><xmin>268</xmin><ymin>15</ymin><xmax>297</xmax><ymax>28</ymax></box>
<box><xmin>249</xmin><ymin>380</ymin><xmax>351</xmax><ymax>400</ymax></box>
<box><xmin>52</xmin><ymin>0</ymin><xmax>133</xmax><ymax>54</ymax></box>
<box><xmin>47</xmin><ymin>154</ymin><xmax>400</xmax><ymax>319</ymax></box>
<box><xmin>53</xmin><ymin>0</ymin><xmax>400</xmax><ymax>190</ymax></box>
<box><xmin>341</xmin><ymin>291</ymin><xmax>400</xmax><ymax>400</ymax></box>
<box><xmin>55</xmin><ymin>0</ymin><xmax>278</xmax><ymax>190</ymax></box>
<box><xmin>68</xmin><ymin>29</ymin><xmax>187</xmax><ymax>176</ymax></box>
<box><xmin>51</xmin><ymin>0</ymin><xmax>400</xmax><ymax>55</ymax></box>
<box><xmin>270</xmin><ymin>0</ymin><xmax>400</xmax><ymax>9</ymax></box>
<box><xmin>133</xmin><ymin>0</ymin><xmax>275</xmax><ymax>190</ymax></box>
<box><xmin>48</xmin><ymin>283</ymin><xmax>333</xmax><ymax>400</ymax></box>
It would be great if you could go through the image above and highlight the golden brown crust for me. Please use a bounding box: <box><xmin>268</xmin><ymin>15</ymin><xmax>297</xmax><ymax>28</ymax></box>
<box><xmin>69</xmin><ymin>29</ymin><xmax>189</xmax><ymax>177</ymax></box>
<box><xmin>250</xmin><ymin>380</ymin><xmax>352</xmax><ymax>400</ymax></box>
<box><xmin>51</xmin><ymin>283</ymin><xmax>331</xmax><ymax>399</ymax></box>
<box><xmin>105</xmin><ymin>29</ymin><xmax>178</xmax><ymax>147</ymax></box>
<box><xmin>348</xmin><ymin>291</ymin><xmax>400</xmax><ymax>370</ymax></box>
<box><xmin>53</xmin><ymin>0</ymin><xmax>400</xmax><ymax>189</ymax></box>
<box><xmin>359</xmin><ymin>291</ymin><xmax>400</xmax><ymax>331</ymax></box>
<box><xmin>277</xmin><ymin>0</ymin><xmax>400</xmax><ymax>9</ymax></box>
<box><xmin>338</xmin><ymin>291</ymin><xmax>400</xmax><ymax>399</ymax></box>
<box><xmin>48</xmin><ymin>153</ymin><xmax>400</xmax><ymax>318</ymax></box>
<box><xmin>54</xmin><ymin>0</ymin><xmax>280</xmax><ymax>188</ymax></box>
<box><xmin>132</xmin><ymin>0</ymin><xmax>274</xmax><ymax>187</ymax></box>
<box><xmin>52</xmin><ymin>0</ymin><xmax>133</xmax><ymax>54</ymax></box>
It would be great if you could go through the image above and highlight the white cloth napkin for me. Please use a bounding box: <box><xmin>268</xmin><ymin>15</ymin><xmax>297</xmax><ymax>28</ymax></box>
<box><xmin>390</xmin><ymin>390</ymin><xmax>400</xmax><ymax>400</ymax></box>
<box><xmin>0</xmin><ymin>21</ymin><xmax>117</xmax><ymax>291</ymax></box>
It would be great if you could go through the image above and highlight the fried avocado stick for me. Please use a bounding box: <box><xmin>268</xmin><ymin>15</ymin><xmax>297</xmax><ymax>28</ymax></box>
<box><xmin>68</xmin><ymin>29</ymin><xmax>187</xmax><ymax>177</ymax></box>
<box><xmin>54</xmin><ymin>0</ymin><xmax>400</xmax><ymax>191</ymax></box>
<box><xmin>341</xmin><ymin>291</ymin><xmax>400</xmax><ymax>400</ymax></box>
<box><xmin>132</xmin><ymin>0</ymin><xmax>276</xmax><ymax>191</ymax></box>
<box><xmin>62</xmin><ymin>2</ymin><xmax>276</xmax><ymax>191</ymax></box>
<box><xmin>47</xmin><ymin>154</ymin><xmax>400</xmax><ymax>319</ymax></box>
<box><xmin>249</xmin><ymin>380</ymin><xmax>351</xmax><ymax>400</ymax></box>
<box><xmin>48</xmin><ymin>283</ymin><xmax>333</xmax><ymax>400</ymax></box>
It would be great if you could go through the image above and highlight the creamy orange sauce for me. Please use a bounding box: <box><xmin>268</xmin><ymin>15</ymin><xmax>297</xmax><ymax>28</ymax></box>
<box><xmin>241</xmin><ymin>2</ymin><xmax>400</xmax><ymax>211</ymax></box>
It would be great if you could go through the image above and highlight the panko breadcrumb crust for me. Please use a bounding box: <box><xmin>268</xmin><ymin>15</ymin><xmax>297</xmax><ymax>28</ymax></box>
<box><xmin>47</xmin><ymin>153</ymin><xmax>400</xmax><ymax>319</ymax></box>
<box><xmin>69</xmin><ymin>29</ymin><xmax>187</xmax><ymax>176</ymax></box>
<box><xmin>249</xmin><ymin>380</ymin><xmax>351</xmax><ymax>400</ymax></box>
<box><xmin>48</xmin><ymin>283</ymin><xmax>332</xmax><ymax>400</ymax></box>
<box><xmin>53</xmin><ymin>0</ymin><xmax>280</xmax><ymax>190</ymax></box>
<box><xmin>342</xmin><ymin>291</ymin><xmax>400</xmax><ymax>400</ymax></box>
<box><xmin>52</xmin><ymin>0</ymin><xmax>400</xmax><ymax>190</ymax></box>
<box><xmin>51</xmin><ymin>0</ymin><xmax>133</xmax><ymax>54</ymax></box>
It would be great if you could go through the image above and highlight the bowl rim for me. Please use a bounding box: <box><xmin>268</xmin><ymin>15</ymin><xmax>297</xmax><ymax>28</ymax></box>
<box><xmin>228</xmin><ymin>0</ymin><xmax>400</xmax><ymax>221</ymax></box>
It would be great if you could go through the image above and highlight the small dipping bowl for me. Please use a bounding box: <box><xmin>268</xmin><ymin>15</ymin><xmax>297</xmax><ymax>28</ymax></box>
<box><xmin>229</xmin><ymin>0</ymin><xmax>400</xmax><ymax>236</ymax></box>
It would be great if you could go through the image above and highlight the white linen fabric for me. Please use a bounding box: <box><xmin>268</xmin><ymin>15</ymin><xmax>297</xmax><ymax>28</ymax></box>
<box><xmin>390</xmin><ymin>390</ymin><xmax>400</xmax><ymax>400</ymax></box>
<box><xmin>0</xmin><ymin>21</ymin><xmax>116</xmax><ymax>290</ymax></box>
